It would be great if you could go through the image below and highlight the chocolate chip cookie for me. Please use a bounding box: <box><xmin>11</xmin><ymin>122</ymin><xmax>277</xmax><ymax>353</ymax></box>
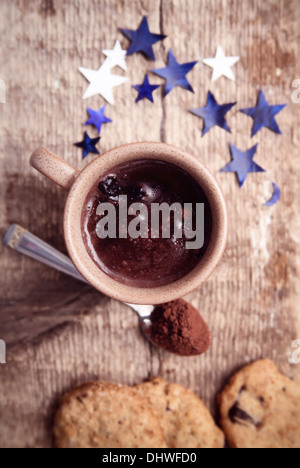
<box><xmin>218</xmin><ymin>359</ymin><xmax>300</xmax><ymax>448</ymax></box>
<box><xmin>54</xmin><ymin>381</ymin><xmax>167</xmax><ymax>448</ymax></box>
<box><xmin>136</xmin><ymin>377</ymin><xmax>224</xmax><ymax>448</ymax></box>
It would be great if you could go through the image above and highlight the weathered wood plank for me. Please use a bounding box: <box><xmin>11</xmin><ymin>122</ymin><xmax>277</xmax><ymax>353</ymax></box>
<box><xmin>0</xmin><ymin>0</ymin><xmax>299</xmax><ymax>448</ymax></box>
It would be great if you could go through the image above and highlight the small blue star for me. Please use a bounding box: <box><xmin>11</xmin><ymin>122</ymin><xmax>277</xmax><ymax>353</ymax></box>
<box><xmin>151</xmin><ymin>49</ymin><xmax>198</xmax><ymax>97</ymax></box>
<box><xmin>84</xmin><ymin>106</ymin><xmax>112</xmax><ymax>134</ymax></box>
<box><xmin>240</xmin><ymin>90</ymin><xmax>286</xmax><ymax>137</ymax></box>
<box><xmin>132</xmin><ymin>75</ymin><xmax>160</xmax><ymax>103</ymax></box>
<box><xmin>74</xmin><ymin>131</ymin><xmax>100</xmax><ymax>159</ymax></box>
<box><xmin>120</xmin><ymin>16</ymin><xmax>166</xmax><ymax>61</ymax></box>
<box><xmin>189</xmin><ymin>91</ymin><xmax>236</xmax><ymax>136</ymax></box>
<box><xmin>220</xmin><ymin>143</ymin><xmax>265</xmax><ymax>187</ymax></box>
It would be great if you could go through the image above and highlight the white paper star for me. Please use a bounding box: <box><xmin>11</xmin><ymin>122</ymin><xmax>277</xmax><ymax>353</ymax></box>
<box><xmin>102</xmin><ymin>40</ymin><xmax>127</xmax><ymax>71</ymax></box>
<box><xmin>202</xmin><ymin>46</ymin><xmax>240</xmax><ymax>81</ymax></box>
<box><xmin>79</xmin><ymin>59</ymin><xmax>127</xmax><ymax>104</ymax></box>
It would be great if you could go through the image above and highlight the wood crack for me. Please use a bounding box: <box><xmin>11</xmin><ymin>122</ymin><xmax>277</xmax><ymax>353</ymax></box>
<box><xmin>159</xmin><ymin>0</ymin><xmax>166</xmax><ymax>143</ymax></box>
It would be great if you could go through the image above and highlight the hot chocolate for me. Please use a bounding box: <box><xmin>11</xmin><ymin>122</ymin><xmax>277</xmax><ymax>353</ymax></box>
<box><xmin>82</xmin><ymin>159</ymin><xmax>212</xmax><ymax>288</ymax></box>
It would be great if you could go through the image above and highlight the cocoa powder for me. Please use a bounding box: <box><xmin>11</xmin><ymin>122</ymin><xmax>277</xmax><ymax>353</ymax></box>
<box><xmin>150</xmin><ymin>299</ymin><xmax>211</xmax><ymax>356</ymax></box>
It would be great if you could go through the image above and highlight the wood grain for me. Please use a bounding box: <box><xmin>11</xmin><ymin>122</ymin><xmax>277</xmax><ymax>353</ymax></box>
<box><xmin>0</xmin><ymin>0</ymin><xmax>300</xmax><ymax>448</ymax></box>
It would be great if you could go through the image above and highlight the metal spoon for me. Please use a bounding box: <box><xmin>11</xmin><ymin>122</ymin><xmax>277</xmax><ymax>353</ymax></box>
<box><xmin>4</xmin><ymin>224</ymin><xmax>153</xmax><ymax>338</ymax></box>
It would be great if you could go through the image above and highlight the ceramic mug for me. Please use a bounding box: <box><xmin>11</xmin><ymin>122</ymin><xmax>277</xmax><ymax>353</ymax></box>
<box><xmin>30</xmin><ymin>142</ymin><xmax>228</xmax><ymax>304</ymax></box>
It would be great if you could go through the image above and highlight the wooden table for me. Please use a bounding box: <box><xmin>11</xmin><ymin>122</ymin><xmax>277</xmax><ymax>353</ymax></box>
<box><xmin>0</xmin><ymin>0</ymin><xmax>299</xmax><ymax>448</ymax></box>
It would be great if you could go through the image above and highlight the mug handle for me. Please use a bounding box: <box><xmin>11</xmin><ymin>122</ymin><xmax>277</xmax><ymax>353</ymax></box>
<box><xmin>30</xmin><ymin>146</ymin><xmax>79</xmax><ymax>190</ymax></box>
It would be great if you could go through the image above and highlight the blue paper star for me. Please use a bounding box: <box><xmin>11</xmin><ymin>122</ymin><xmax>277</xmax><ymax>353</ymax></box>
<box><xmin>240</xmin><ymin>90</ymin><xmax>286</xmax><ymax>137</ymax></box>
<box><xmin>132</xmin><ymin>75</ymin><xmax>160</xmax><ymax>103</ymax></box>
<box><xmin>84</xmin><ymin>106</ymin><xmax>112</xmax><ymax>134</ymax></box>
<box><xmin>220</xmin><ymin>143</ymin><xmax>265</xmax><ymax>187</ymax></box>
<box><xmin>74</xmin><ymin>131</ymin><xmax>100</xmax><ymax>159</ymax></box>
<box><xmin>120</xmin><ymin>16</ymin><xmax>166</xmax><ymax>61</ymax></box>
<box><xmin>189</xmin><ymin>91</ymin><xmax>236</xmax><ymax>136</ymax></box>
<box><xmin>151</xmin><ymin>49</ymin><xmax>198</xmax><ymax>97</ymax></box>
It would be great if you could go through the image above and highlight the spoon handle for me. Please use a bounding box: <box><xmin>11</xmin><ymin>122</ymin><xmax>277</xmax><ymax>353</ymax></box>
<box><xmin>3</xmin><ymin>224</ymin><xmax>89</xmax><ymax>284</ymax></box>
<box><xmin>4</xmin><ymin>224</ymin><xmax>154</xmax><ymax>317</ymax></box>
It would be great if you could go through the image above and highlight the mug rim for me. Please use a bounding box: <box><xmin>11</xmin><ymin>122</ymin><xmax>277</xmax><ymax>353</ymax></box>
<box><xmin>64</xmin><ymin>141</ymin><xmax>228</xmax><ymax>305</ymax></box>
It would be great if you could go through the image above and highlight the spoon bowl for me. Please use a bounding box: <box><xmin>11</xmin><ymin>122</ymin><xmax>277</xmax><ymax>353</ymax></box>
<box><xmin>4</xmin><ymin>224</ymin><xmax>211</xmax><ymax>356</ymax></box>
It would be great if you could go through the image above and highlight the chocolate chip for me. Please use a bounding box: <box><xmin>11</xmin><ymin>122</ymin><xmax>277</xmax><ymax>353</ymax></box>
<box><xmin>76</xmin><ymin>396</ymin><xmax>83</xmax><ymax>403</ymax></box>
<box><xmin>228</xmin><ymin>402</ymin><xmax>257</xmax><ymax>426</ymax></box>
<box><xmin>259</xmin><ymin>396</ymin><xmax>265</xmax><ymax>403</ymax></box>
<box><xmin>99</xmin><ymin>175</ymin><xmax>122</xmax><ymax>198</ymax></box>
